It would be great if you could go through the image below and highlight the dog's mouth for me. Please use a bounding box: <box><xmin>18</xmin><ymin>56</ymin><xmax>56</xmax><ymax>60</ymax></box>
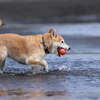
<box><xmin>57</xmin><ymin>47</ymin><xmax>66</xmax><ymax>57</ymax></box>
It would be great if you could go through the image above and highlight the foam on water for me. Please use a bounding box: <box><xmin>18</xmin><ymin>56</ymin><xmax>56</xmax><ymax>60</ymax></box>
<box><xmin>59</xmin><ymin>65</ymin><xmax>71</xmax><ymax>71</ymax></box>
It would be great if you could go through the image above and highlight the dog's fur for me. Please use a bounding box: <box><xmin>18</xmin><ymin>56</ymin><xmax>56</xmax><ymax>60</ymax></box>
<box><xmin>0</xmin><ymin>28</ymin><xmax>70</xmax><ymax>74</ymax></box>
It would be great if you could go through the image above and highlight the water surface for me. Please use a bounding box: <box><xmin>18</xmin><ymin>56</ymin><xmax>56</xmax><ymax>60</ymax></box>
<box><xmin>0</xmin><ymin>23</ymin><xmax>100</xmax><ymax>100</ymax></box>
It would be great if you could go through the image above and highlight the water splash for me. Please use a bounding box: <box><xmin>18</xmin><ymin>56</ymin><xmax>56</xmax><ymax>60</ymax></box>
<box><xmin>58</xmin><ymin>65</ymin><xmax>71</xmax><ymax>71</ymax></box>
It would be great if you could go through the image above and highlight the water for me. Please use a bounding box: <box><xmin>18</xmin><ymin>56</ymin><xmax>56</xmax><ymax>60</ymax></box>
<box><xmin>0</xmin><ymin>23</ymin><xmax>100</xmax><ymax>100</ymax></box>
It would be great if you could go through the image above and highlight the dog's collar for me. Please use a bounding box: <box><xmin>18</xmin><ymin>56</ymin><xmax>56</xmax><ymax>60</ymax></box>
<box><xmin>41</xmin><ymin>37</ymin><xmax>50</xmax><ymax>54</ymax></box>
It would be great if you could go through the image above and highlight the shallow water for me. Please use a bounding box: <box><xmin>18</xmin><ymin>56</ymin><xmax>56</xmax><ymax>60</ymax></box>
<box><xmin>0</xmin><ymin>23</ymin><xmax>100</xmax><ymax>100</ymax></box>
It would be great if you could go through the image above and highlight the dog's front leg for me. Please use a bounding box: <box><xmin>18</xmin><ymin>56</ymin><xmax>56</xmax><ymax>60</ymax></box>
<box><xmin>27</xmin><ymin>59</ymin><xmax>49</xmax><ymax>73</ymax></box>
<box><xmin>42</xmin><ymin>60</ymin><xmax>49</xmax><ymax>72</ymax></box>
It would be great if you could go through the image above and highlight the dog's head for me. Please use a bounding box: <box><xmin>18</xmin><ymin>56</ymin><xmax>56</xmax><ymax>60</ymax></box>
<box><xmin>44</xmin><ymin>29</ymin><xmax>71</xmax><ymax>56</ymax></box>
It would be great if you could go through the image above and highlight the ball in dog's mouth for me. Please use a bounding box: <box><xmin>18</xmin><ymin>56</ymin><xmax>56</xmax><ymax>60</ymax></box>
<box><xmin>57</xmin><ymin>47</ymin><xmax>66</xmax><ymax>57</ymax></box>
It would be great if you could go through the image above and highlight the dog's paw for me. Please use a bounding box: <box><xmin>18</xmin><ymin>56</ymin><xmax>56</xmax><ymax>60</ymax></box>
<box><xmin>44</xmin><ymin>68</ymin><xmax>49</xmax><ymax>73</ymax></box>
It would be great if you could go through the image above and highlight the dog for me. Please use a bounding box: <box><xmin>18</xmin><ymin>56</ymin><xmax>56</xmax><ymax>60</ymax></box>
<box><xmin>0</xmin><ymin>20</ymin><xmax>5</xmax><ymax>26</ymax></box>
<box><xmin>0</xmin><ymin>28</ymin><xmax>70</xmax><ymax>74</ymax></box>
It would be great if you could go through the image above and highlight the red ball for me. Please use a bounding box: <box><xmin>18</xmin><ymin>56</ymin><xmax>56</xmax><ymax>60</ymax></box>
<box><xmin>58</xmin><ymin>49</ymin><xmax>66</xmax><ymax>55</ymax></box>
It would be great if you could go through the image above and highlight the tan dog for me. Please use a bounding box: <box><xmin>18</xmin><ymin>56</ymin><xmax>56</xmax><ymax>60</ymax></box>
<box><xmin>0</xmin><ymin>20</ymin><xmax>5</xmax><ymax>26</ymax></box>
<box><xmin>0</xmin><ymin>28</ymin><xmax>70</xmax><ymax>74</ymax></box>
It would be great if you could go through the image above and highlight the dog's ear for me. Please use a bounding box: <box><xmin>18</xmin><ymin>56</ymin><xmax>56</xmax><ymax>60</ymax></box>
<box><xmin>0</xmin><ymin>20</ymin><xmax>5</xmax><ymax>26</ymax></box>
<box><xmin>49</xmin><ymin>28</ymin><xmax>57</xmax><ymax>38</ymax></box>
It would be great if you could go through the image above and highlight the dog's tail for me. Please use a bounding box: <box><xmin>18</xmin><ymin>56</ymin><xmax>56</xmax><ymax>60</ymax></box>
<box><xmin>0</xmin><ymin>20</ymin><xmax>5</xmax><ymax>26</ymax></box>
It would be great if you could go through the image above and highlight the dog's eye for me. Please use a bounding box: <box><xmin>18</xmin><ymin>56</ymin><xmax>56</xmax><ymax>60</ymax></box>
<box><xmin>61</xmin><ymin>41</ymin><xmax>64</xmax><ymax>43</ymax></box>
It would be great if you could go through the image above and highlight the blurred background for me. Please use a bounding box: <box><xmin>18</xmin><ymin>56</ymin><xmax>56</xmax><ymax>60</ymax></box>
<box><xmin>0</xmin><ymin>0</ymin><xmax>100</xmax><ymax>24</ymax></box>
<box><xmin>1</xmin><ymin>0</ymin><xmax>100</xmax><ymax>36</ymax></box>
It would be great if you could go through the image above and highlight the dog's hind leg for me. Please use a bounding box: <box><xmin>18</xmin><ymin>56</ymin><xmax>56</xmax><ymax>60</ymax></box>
<box><xmin>0</xmin><ymin>47</ymin><xmax>7</xmax><ymax>74</ymax></box>
<box><xmin>0</xmin><ymin>60</ymin><xmax>6</xmax><ymax>74</ymax></box>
